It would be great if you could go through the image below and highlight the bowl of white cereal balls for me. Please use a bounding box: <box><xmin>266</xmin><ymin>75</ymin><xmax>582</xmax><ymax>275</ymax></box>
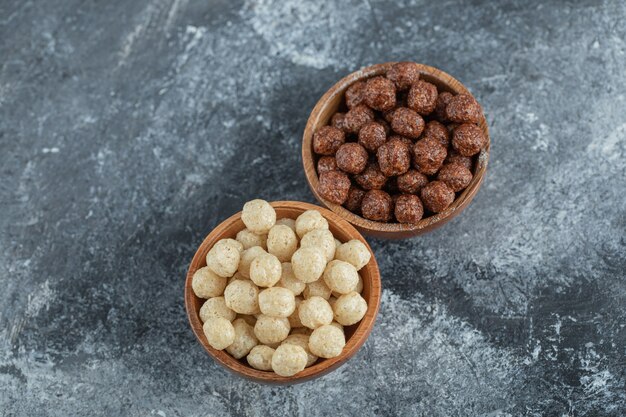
<box><xmin>185</xmin><ymin>199</ymin><xmax>381</xmax><ymax>384</ymax></box>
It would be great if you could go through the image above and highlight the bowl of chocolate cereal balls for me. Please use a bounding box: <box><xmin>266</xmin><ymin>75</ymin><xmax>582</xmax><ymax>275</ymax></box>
<box><xmin>302</xmin><ymin>62</ymin><xmax>490</xmax><ymax>239</ymax></box>
<box><xmin>185</xmin><ymin>199</ymin><xmax>381</xmax><ymax>384</ymax></box>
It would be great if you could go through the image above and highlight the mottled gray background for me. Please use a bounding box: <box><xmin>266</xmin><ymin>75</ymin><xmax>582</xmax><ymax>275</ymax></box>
<box><xmin>1</xmin><ymin>0</ymin><xmax>625</xmax><ymax>416</ymax></box>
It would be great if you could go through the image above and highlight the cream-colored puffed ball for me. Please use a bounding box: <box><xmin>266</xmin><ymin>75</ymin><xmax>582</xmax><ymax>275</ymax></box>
<box><xmin>276</xmin><ymin>263</ymin><xmax>305</xmax><ymax>295</ymax></box>
<box><xmin>225</xmin><ymin>318</ymin><xmax>259</xmax><ymax>359</ymax></box>
<box><xmin>300</xmin><ymin>229</ymin><xmax>336</xmax><ymax>262</ymax></box>
<box><xmin>355</xmin><ymin>275</ymin><xmax>363</xmax><ymax>293</ymax></box>
<box><xmin>335</xmin><ymin>239</ymin><xmax>371</xmax><ymax>271</ymax></box>
<box><xmin>323</xmin><ymin>260</ymin><xmax>359</xmax><ymax>295</ymax></box>
<box><xmin>299</xmin><ymin>296</ymin><xmax>333</xmax><ymax>329</ymax></box>
<box><xmin>267</xmin><ymin>225</ymin><xmax>298</xmax><ymax>262</ymax></box>
<box><xmin>334</xmin><ymin>238</ymin><xmax>342</xmax><ymax>250</ymax></box>
<box><xmin>303</xmin><ymin>279</ymin><xmax>332</xmax><ymax>300</ymax></box>
<box><xmin>239</xmin><ymin>246</ymin><xmax>266</xmax><ymax>279</ymax></box>
<box><xmin>328</xmin><ymin>296</ymin><xmax>338</xmax><ymax>310</ymax></box>
<box><xmin>192</xmin><ymin>266</ymin><xmax>227</xmax><ymax>298</ymax></box>
<box><xmin>333</xmin><ymin>291</ymin><xmax>368</xmax><ymax>326</ymax></box>
<box><xmin>242</xmin><ymin>199</ymin><xmax>276</xmax><ymax>234</ymax></box>
<box><xmin>258</xmin><ymin>287</ymin><xmax>296</xmax><ymax>318</ymax></box>
<box><xmin>329</xmin><ymin>321</ymin><xmax>344</xmax><ymax>332</ymax></box>
<box><xmin>247</xmin><ymin>345</ymin><xmax>275</xmax><ymax>371</ymax></box>
<box><xmin>288</xmin><ymin>297</ymin><xmax>304</xmax><ymax>328</ymax></box>
<box><xmin>224</xmin><ymin>279</ymin><xmax>260</xmax><ymax>315</ymax></box>
<box><xmin>282</xmin><ymin>334</ymin><xmax>318</xmax><ymax>367</ymax></box>
<box><xmin>254</xmin><ymin>315</ymin><xmax>290</xmax><ymax>344</ymax></box>
<box><xmin>308</xmin><ymin>324</ymin><xmax>345</xmax><ymax>358</ymax></box>
<box><xmin>275</xmin><ymin>218</ymin><xmax>296</xmax><ymax>232</ymax></box>
<box><xmin>291</xmin><ymin>247</ymin><xmax>326</xmax><ymax>283</ymax></box>
<box><xmin>228</xmin><ymin>272</ymin><xmax>246</xmax><ymax>285</ymax></box>
<box><xmin>237</xmin><ymin>314</ymin><xmax>257</xmax><ymax>326</ymax></box>
<box><xmin>271</xmin><ymin>344</ymin><xmax>308</xmax><ymax>377</ymax></box>
<box><xmin>295</xmin><ymin>210</ymin><xmax>329</xmax><ymax>239</ymax></box>
<box><xmin>199</xmin><ymin>297</ymin><xmax>236</xmax><ymax>322</ymax></box>
<box><xmin>236</xmin><ymin>228</ymin><xmax>267</xmax><ymax>250</ymax></box>
<box><xmin>250</xmin><ymin>253</ymin><xmax>282</xmax><ymax>287</ymax></box>
<box><xmin>203</xmin><ymin>317</ymin><xmax>235</xmax><ymax>350</ymax></box>
<box><xmin>206</xmin><ymin>239</ymin><xmax>242</xmax><ymax>278</ymax></box>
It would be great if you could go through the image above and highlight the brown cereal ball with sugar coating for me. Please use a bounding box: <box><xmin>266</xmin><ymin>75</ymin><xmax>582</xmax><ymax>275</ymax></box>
<box><xmin>452</xmin><ymin>123</ymin><xmax>487</xmax><ymax>157</ymax></box>
<box><xmin>343</xmin><ymin>104</ymin><xmax>375</xmax><ymax>134</ymax></box>
<box><xmin>317</xmin><ymin>156</ymin><xmax>338</xmax><ymax>175</ymax></box>
<box><xmin>254</xmin><ymin>315</ymin><xmax>290</xmax><ymax>344</ymax></box>
<box><xmin>394</xmin><ymin>194</ymin><xmax>424</xmax><ymax>224</ymax></box>
<box><xmin>363</xmin><ymin>76</ymin><xmax>396</xmax><ymax>111</ymax></box>
<box><xmin>203</xmin><ymin>317</ymin><xmax>235</xmax><ymax>350</ymax></box>
<box><xmin>437</xmin><ymin>163</ymin><xmax>473</xmax><ymax>192</ymax></box>
<box><xmin>192</xmin><ymin>266</ymin><xmax>227</xmax><ymax>299</ymax></box>
<box><xmin>361</xmin><ymin>190</ymin><xmax>393</xmax><ymax>222</ymax></box>
<box><xmin>309</xmin><ymin>324</ymin><xmax>346</xmax><ymax>358</ymax></box>
<box><xmin>407</xmin><ymin>80</ymin><xmax>438</xmax><ymax>115</ymax></box>
<box><xmin>271</xmin><ymin>344</ymin><xmax>308</xmax><ymax>376</ymax></box>
<box><xmin>390</xmin><ymin>107</ymin><xmax>425</xmax><ymax>139</ymax></box>
<box><xmin>317</xmin><ymin>170</ymin><xmax>351</xmax><ymax>205</ymax></box>
<box><xmin>226</xmin><ymin>318</ymin><xmax>259</xmax><ymax>359</ymax></box>
<box><xmin>397</xmin><ymin>169</ymin><xmax>429</xmax><ymax>194</ymax></box>
<box><xmin>358</xmin><ymin>121</ymin><xmax>387</xmax><ymax>152</ymax></box>
<box><xmin>376</xmin><ymin>118</ymin><xmax>391</xmax><ymax>135</ymax></box>
<box><xmin>345</xmin><ymin>81</ymin><xmax>366</xmax><ymax>109</ymax></box>
<box><xmin>423</xmin><ymin>120</ymin><xmax>450</xmax><ymax>148</ymax></box>
<box><xmin>335</xmin><ymin>143</ymin><xmax>368</xmax><ymax>174</ymax></box>
<box><xmin>333</xmin><ymin>291</ymin><xmax>368</xmax><ymax>326</ymax></box>
<box><xmin>331</xmin><ymin>112</ymin><xmax>347</xmax><ymax>131</ymax></box>
<box><xmin>445</xmin><ymin>149</ymin><xmax>473</xmax><ymax>171</ymax></box>
<box><xmin>420</xmin><ymin>180</ymin><xmax>455</xmax><ymax>213</ymax></box>
<box><xmin>354</xmin><ymin>162</ymin><xmax>387</xmax><ymax>190</ymax></box>
<box><xmin>377</xmin><ymin>137</ymin><xmax>411</xmax><ymax>176</ymax></box>
<box><xmin>387</xmin><ymin>61</ymin><xmax>421</xmax><ymax>90</ymax></box>
<box><xmin>224</xmin><ymin>279</ymin><xmax>260</xmax><ymax>315</ymax></box>
<box><xmin>445</xmin><ymin>93</ymin><xmax>483</xmax><ymax>123</ymax></box>
<box><xmin>313</xmin><ymin>126</ymin><xmax>345</xmax><ymax>156</ymax></box>
<box><xmin>412</xmin><ymin>137</ymin><xmax>447</xmax><ymax>176</ymax></box>
<box><xmin>343</xmin><ymin>186</ymin><xmax>366</xmax><ymax>213</ymax></box>
<box><xmin>434</xmin><ymin>91</ymin><xmax>454</xmax><ymax>121</ymax></box>
<box><xmin>247</xmin><ymin>345</ymin><xmax>275</xmax><ymax>371</ymax></box>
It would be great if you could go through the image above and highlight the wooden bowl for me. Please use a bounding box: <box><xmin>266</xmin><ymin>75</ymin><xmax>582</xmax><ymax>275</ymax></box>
<box><xmin>302</xmin><ymin>62</ymin><xmax>490</xmax><ymax>239</ymax></box>
<box><xmin>184</xmin><ymin>201</ymin><xmax>381</xmax><ymax>384</ymax></box>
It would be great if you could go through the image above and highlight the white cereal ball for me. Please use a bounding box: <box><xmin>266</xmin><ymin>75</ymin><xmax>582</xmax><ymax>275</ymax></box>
<box><xmin>303</xmin><ymin>279</ymin><xmax>332</xmax><ymax>300</ymax></box>
<box><xmin>254</xmin><ymin>315</ymin><xmax>290</xmax><ymax>344</ymax></box>
<box><xmin>329</xmin><ymin>321</ymin><xmax>344</xmax><ymax>332</ymax></box>
<box><xmin>203</xmin><ymin>317</ymin><xmax>235</xmax><ymax>350</ymax></box>
<box><xmin>291</xmin><ymin>327</ymin><xmax>312</xmax><ymax>336</ymax></box>
<box><xmin>271</xmin><ymin>344</ymin><xmax>308</xmax><ymax>377</ymax></box>
<box><xmin>323</xmin><ymin>260</ymin><xmax>360</xmax><ymax>295</ymax></box>
<box><xmin>288</xmin><ymin>297</ymin><xmax>304</xmax><ymax>328</ymax></box>
<box><xmin>250</xmin><ymin>253</ymin><xmax>282</xmax><ymax>287</ymax></box>
<box><xmin>192</xmin><ymin>266</ymin><xmax>228</xmax><ymax>298</ymax></box>
<box><xmin>300</xmin><ymin>229</ymin><xmax>336</xmax><ymax>262</ymax></box>
<box><xmin>199</xmin><ymin>297</ymin><xmax>236</xmax><ymax>322</ymax></box>
<box><xmin>206</xmin><ymin>239</ymin><xmax>242</xmax><ymax>278</ymax></box>
<box><xmin>267</xmin><ymin>225</ymin><xmax>298</xmax><ymax>262</ymax></box>
<box><xmin>295</xmin><ymin>210</ymin><xmax>329</xmax><ymax>239</ymax></box>
<box><xmin>236</xmin><ymin>314</ymin><xmax>257</xmax><ymax>326</ymax></box>
<box><xmin>236</xmin><ymin>228</ymin><xmax>267</xmax><ymax>250</ymax></box>
<box><xmin>333</xmin><ymin>291</ymin><xmax>368</xmax><ymax>326</ymax></box>
<box><xmin>258</xmin><ymin>287</ymin><xmax>296</xmax><ymax>318</ymax></box>
<box><xmin>242</xmin><ymin>199</ymin><xmax>276</xmax><ymax>234</ymax></box>
<box><xmin>277</xmin><ymin>263</ymin><xmax>305</xmax><ymax>295</ymax></box>
<box><xmin>355</xmin><ymin>275</ymin><xmax>363</xmax><ymax>293</ymax></box>
<box><xmin>335</xmin><ymin>239</ymin><xmax>371</xmax><ymax>271</ymax></box>
<box><xmin>291</xmin><ymin>247</ymin><xmax>326</xmax><ymax>283</ymax></box>
<box><xmin>334</xmin><ymin>238</ymin><xmax>342</xmax><ymax>250</ymax></box>
<box><xmin>328</xmin><ymin>296</ymin><xmax>338</xmax><ymax>310</ymax></box>
<box><xmin>226</xmin><ymin>318</ymin><xmax>259</xmax><ymax>359</ymax></box>
<box><xmin>239</xmin><ymin>246</ymin><xmax>267</xmax><ymax>279</ymax></box>
<box><xmin>282</xmin><ymin>334</ymin><xmax>318</xmax><ymax>367</ymax></box>
<box><xmin>247</xmin><ymin>345</ymin><xmax>275</xmax><ymax>371</ymax></box>
<box><xmin>275</xmin><ymin>218</ymin><xmax>296</xmax><ymax>232</ymax></box>
<box><xmin>308</xmin><ymin>324</ymin><xmax>346</xmax><ymax>358</ymax></box>
<box><xmin>224</xmin><ymin>279</ymin><xmax>260</xmax><ymax>315</ymax></box>
<box><xmin>228</xmin><ymin>272</ymin><xmax>246</xmax><ymax>285</ymax></box>
<box><xmin>299</xmin><ymin>296</ymin><xmax>333</xmax><ymax>329</ymax></box>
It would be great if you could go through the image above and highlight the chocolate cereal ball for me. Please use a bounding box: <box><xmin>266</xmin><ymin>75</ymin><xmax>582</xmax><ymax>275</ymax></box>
<box><xmin>313</xmin><ymin>126</ymin><xmax>345</xmax><ymax>155</ymax></box>
<box><xmin>434</xmin><ymin>91</ymin><xmax>453</xmax><ymax>121</ymax></box>
<box><xmin>354</xmin><ymin>162</ymin><xmax>387</xmax><ymax>190</ymax></box>
<box><xmin>407</xmin><ymin>80</ymin><xmax>438</xmax><ymax>115</ymax></box>
<box><xmin>335</xmin><ymin>143</ymin><xmax>368</xmax><ymax>174</ymax></box>
<box><xmin>420</xmin><ymin>180</ymin><xmax>455</xmax><ymax>213</ymax></box>
<box><xmin>361</xmin><ymin>190</ymin><xmax>393</xmax><ymax>222</ymax></box>
<box><xmin>317</xmin><ymin>170</ymin><xmax>351</xmax><ymax>204</ymax></box>
<box><xmin>377</xmin><ymin>137</ymin><xmax>411</xmax><ymax>176</ymax></box>
<box><xmin>397</xmin><ymin>169</ymin><xmax>429</xmax><ymax>194</ymax></box>
<box><xmin>344</xmin><ymin>186</ymin><xmax>366</xmax><ymax>213</ymax></box>
<box><xmin>345</xmin><ymin>81</ymin><xmax>366</xmax><ymax>109</ymax></box>
<box><xmin>363</xmin><ymin>76</ymin><xmax>396</xmax><ymax>111</ymax></box>
<box><xmin>445</xmin><ymin>149</ymin><xmax>473</xmax><ymax>171</ymax></box>
<box><xmin>317</xmin><ymin>156</ymin><xmax>338</xmax><ymax>175</ymax></box>
<box><xmin>394</xmin><ymin>194</ymin><xmax>424</xmax><ymax>224</ymax></box>
<box><xmin>343</xmin><ymin>104</ymin><xmax>375</xmax><ymax>134</ymax></box>
<box><xmin>452</xmin><ymin>123</ymin><xmax>486</xmax><ymax>156</ymax></box>
<box><xmin>387</xmin><ymin>61</ymin><xmax>421</xmax><ymax>91</ymax></box>
<box><xmin>437</xmin><ymin>163</ymin><xmax>473</xmax><ymax>192</ymax></box>
<box><xmin>376</xmin><ymin>118</ymin><xmax>391</xmax><ymax>135</ymax></box>
<box><xmin>331</xmin><ymin>113</ymin><xmax>346</xmax><ymax>131</ymax></box>
<box><xmin>412</xmin><ymin>137</ymin><xmax>448</xmax><ymax>175</ymax></box>
<box><xmin>358</xmin><ymin>121</ymin><xmax>387</xmax><ymax>152</ymax></box>
<box><xmin>390</xmin><ymin>107</ymin><xmax>425</xmax><ymax>139</ymax></box>
<box><xmin>445</xmin><ymin>93</ymin><xmax>483</xmax><ymax>123</ymax></box>
<box><xmin>422</xmin><ymin>120</ymin><xmax>450</xmax><ymax>148</ymax></box>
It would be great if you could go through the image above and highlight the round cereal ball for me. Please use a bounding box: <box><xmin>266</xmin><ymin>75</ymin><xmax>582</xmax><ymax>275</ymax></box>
<box><xmin>275</xmin><ymin>218</ymin><xmax>296</xmax><ymax>233</ymax></box>
<box><xmin>363</xmin><ymin>76</ymin><xmax>396</xmax><ymax>111</ymax></box>
<box><xmin>423</xmin><ymin>120</ymin><xmax>450</xmax><ymax>148</ymax></box>
<box><xmin>303</xmin><ymin>279</ymin><xmax>332</xmax><ymax>300</ymax></box>
<box><xmin>345</xmin><ymin>80</ymin><xmax>366</xmax><ymax>109</ymax></box>
<box><xmin>288</xmin><ymin>296</ymin><xmax>304</xmax><ymax>328</ymax></box>
<box><xmin>203</xmin><ymin>317</ymin><xmax>235</xmax><ymax>350</ymax></box>
<box><xmin>309</xmin><ymin>324</ymin><xmax>346</xmax><ymax>358</ymax></box>
<box><xmin>282</xmin><ymin>334</ymin><xmax>318</xmax><ymax>367</ymax></box>
<box><xmin>344</xmin><ymin>185</ymin><xmax>366</xmax><ymax>214</ymax></box>
<box><xmin>250</xmin><ymin>253</ymin><xmax>282</xmax><ymax>287</ymax></box>
<box><xmin>317</xmin><ymin>156</ymin><xmax>338</xmax><ymax>175</ymax></box>
<box><xmin>192</xmin><ymin>266</ymin><xmax>227</xmax><ymax>299</ymax></box>
<box><xmin>445</xmin><ymin>93</ymin><xmax>483</xmax><ymax>123</ymax></box>
<box><xmin>227</xmin><ymin>272</ymin><xmax>246</xmax><ymax>285</ymax></box>
<box><xmin>343</xmin><ymin>104</ymin><xmax>375</xmax><ymax>134</ymax></box>
<box><xmin>335</xmin><ymin>143</ymin><xmax>368</xmax><ymax>175</ymax></box>
<box><xmin>434</xmin><ymin>91</ymin><xmax>454</xmax><ymax>121</ymax></box>
<box><xmin>291</xmin><ymin>247</ymin><xmax>327</xmax><ymax>283</ymax></box>
<box><xmin>355</xmin><ymin>275</ymin><xmax>363</xmax><ymax>293</ymax></box>
<box><xmin>254</xmin><ymin>315</ymin><xmax>290</xmax><ymax>345</ymax></box>
<box><xmin>237</xmin><ymin>314</ymin><xmax>257</xmax><ymax>326</ymax></box>
<box><xmin>437</xmin><ymin>163</ymin><xmax>473</xmax><ymax>192</ymax></box>
<box><xmin>407</xmin><ymin>80</ymin><xmax>438</xmax><ymax>115</ymax></box>
<box><xmin>318</xmin><ymin>170</ymin><xmax>351</xmax><ymax>205</ymax></box>
<box><xmin>267</xmin><ymin>224</ymin><xmax>298</xmax><ymax>262</ymax></box>
<box><xmin>247</xmin><ymin>345</ymin><xmax>275</xmax><ymax>371</ymax></box>
<box><xmin>397</xmin><ymin>169</ymin><xmax>429</xmax><ymax>194</ymax></box>
<box><xmin>420</xmin><ymin>180</ymin><xmax>455</xmax><ymax>213</ymax></box>
<box><xmin>206</xmin><ymin>239</ymin><xmax>242</xmax><ymax>278</ymax></box>
<box><xmin>299</xmin><ymin>296</ymin><xmax>334</xmax><ymax>329</ymax></box>
<box><xmin>239</xmin><ymin>246</ymin><xmax>267</xmax><ymax>279</ymax></box>
<box><xmin>331</xmin><ymin>112</ymin><xmax>347</xmax><ymax>131</ymax></box>
<box><xmin>199</xmin><ymin>296</ymin><xmax>236</xmax><ymax>322</ymax></box>
<box><xmin>335</xmin><ymin>239</ymin><xmax>371</xmax><ymax>271</ymax></box>
<box><xmin>394</xmin><ymin>194</ymin><xmax>424</xmax><ymax>224</ymax></box>
<box><xmin>361</xmin><ymin>190</ymin><xmax>393</xmax><ymax>222</ymax></box>
<box><xmin>313</xmin><ymin>125</ymin><xmax>345</xmax><ymax>156</ymax></box>
<box><xmin>452</xmin><ymin>123</ymin><xmax>486</xmax><ymax>157</ymax></box>
<box><xmin>242</xmin><ymin>199</ymin><xmax>276</xmax><ymax>234</ymax></box>
<box><xmin>323</xmin><ymin>260</ymin><xmax>360</xmax><ymax>295</ymax></box>
<box><xmin>334</xmin><ymin>238</ymin><xmax>342</xmax><ymax>250</ymax></box>
<box><xmin>226</xmin><ymin>318</ymin><xmax>259</xmax><ymax>359</ymax></box>
<box><xmin>271</xmin><ymin>344</ymin><xmax>308</xmax><ymax>377</ymax></box>
<box><xmin>445</xmin><ymin>149</ymin><xmax>473</xmax><ymax>171</ymax></box>
<box><xmin>333</xmin><ymin>291</ymin><xmax>368</xmax><ymax>326</ymax></box>
<box><xmin>390</xmin><ymin>107</ymin><xmax>425</xmax><ymax>139</ymax></box>
<box><xmin>258</xmin><ymin>287</ymin><xmax>296</xmax><ymax>318</ymax></box>
<box><xmin>236</xmin><ymin>228</ymin><xmax>267</xmax><ymax>250</ymax></box>
<box><xmin>300</xmin><ymin>229</ymin><xmax>336</xmax><ymax>262</ymax></box>
<box><xmin>295</xmin><ymin>210</ymin><xmax>329</xmax><ymax>239</ymax></box>
<box><xmin>412</xmin><ymin>137</ymin><xmax>447</xmax><ymax>176</ymax></box>
<box><xmin>377</xmin><ymin>137</ymin><xmax>411</xmax><ymax>177</ymax></box>
<box><xmin>277</xmin><ymin>263</ymin><xmax>305</xmax><ymax>296</ymax></box>
<box><xmin>354</xmin><ymin>162</ymin><xmax>387</xmax><ymax>190</ymax></box>
<box><xmin>224</xmin><ymin>279</ymin><xmax>260</xmax><ymax>315</ymax></box>
<box><xmin>329</xmin><ymin>321</ymin><xmax>344</xmax><ymax>332</ymax></box>
<box><xmin>358</xmin><ymin>121</ymin><xmax>387</xmax><ymax>152</ymax></box>
<box><xmin>387</xmin><ymin>61</ymin><xmax>421</xmax><ymax>90</ymax></box>
<box><xmin>291</xmin><ymin>327</ymin><xmax>312</xmax><ymax>336</ymax></box>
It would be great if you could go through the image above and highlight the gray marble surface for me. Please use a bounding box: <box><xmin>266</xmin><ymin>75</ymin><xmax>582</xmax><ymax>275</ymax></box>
<box><xmin>1</xmin><ymin>0</ymin><xmax>625</xmax><ymax>416</ymax></box>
